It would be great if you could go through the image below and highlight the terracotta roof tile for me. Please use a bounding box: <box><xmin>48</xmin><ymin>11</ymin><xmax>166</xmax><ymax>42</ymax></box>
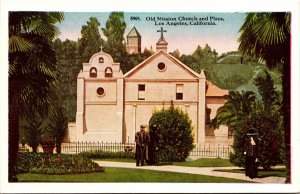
<box><xmin>206</xmin><ymin>81</ymin><xmax>228</xmax><ymax>97</ymax></box>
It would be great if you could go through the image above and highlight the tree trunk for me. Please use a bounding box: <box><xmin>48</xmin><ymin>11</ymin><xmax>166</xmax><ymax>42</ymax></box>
<box><xmin>32</xmin><ymin>146</ymin><xmax>38</xmax><ymax>153</ymax></box>
<box><xmin>8</xmin><ymin>101</ymin><xmax>20</xmax><ymax>182</ymax></box>
<box><xmin>283</xmin><ymin>58</ymin><xmax>291</xmax><ymax>183</ymax></box>
<box><xmin>56</xmin><ymin>143</ymin><xmax>61</xmax><ymax>154</ymax></box>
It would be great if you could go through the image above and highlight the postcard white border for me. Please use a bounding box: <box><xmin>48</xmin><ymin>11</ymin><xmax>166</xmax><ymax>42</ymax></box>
<box><xmin>1</xmin><ymin>0</ymin><xmax>300</xmax><ymax>193</ymax></box>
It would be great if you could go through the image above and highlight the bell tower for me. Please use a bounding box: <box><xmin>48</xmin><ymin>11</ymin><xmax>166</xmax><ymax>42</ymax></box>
<box><xmin>126</xmin><ymin>27</ymin><xmax>141</xmax><ymax>54</ymax></box>
<box><xmin>156</xmin><ymin>27</ymin><xmax>168</xmax><ymax>52</ymax></box>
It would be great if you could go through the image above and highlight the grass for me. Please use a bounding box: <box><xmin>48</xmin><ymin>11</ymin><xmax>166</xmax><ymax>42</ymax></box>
<box><xmin>205</xmin><ymin>63</ymin><xmax>282</xmax><ymax>92</ymax></box>
<box><xmin>94</xmin><ymin>158</ymin><xmax>234</xmax><ymax>167</ymax></box>
<box><xmin>17</xmin><ymin>167</ymin><xmax>251</xmax><ymax>183</ymax></box>
<box><xmin>206</xmin><ymin>63</ymin><xmax>258</xmax><ymax>90</ymax></box>
<box><xmin>173</xmin><ymin>158</ymin><xmax>234</xmax><ymax>167</ymax></box>
<box><xmin>214</xmin><ymin>168</ymin><xmax>286</xmax><ymax>178</ymax></box>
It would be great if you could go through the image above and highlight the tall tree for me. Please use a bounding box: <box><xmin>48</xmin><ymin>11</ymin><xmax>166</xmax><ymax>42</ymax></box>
<box><xmin>23</xmin><ymin>112</ymin><xmax>43</xmax><ymax>153</ymax></box>
<box><xmin>54</xmin><ymin>17</ymin><xmax>103</xmax><ymax>121</ymax></box>
<box><xmin>254</xmin><ymin>70</ymin><xmax>281</xmax><ymax>113</ymax></box>
<box><xmin>47</xmin><ymin>105</ymin><xmax>68</xmax><ymax>154</ymax></box>
<box><xmin>180</xmin><ymin>44</ymin><xmax>218</xmax><ymax>74</ymax></box>
<box><xmin>8</xmin><ymin>12</ymin><xmax>63</xmax><ymax>181</ymax></box>
<box><xmin>53</xmin><ymin>38</ymin><xmax>80</xmax><ymax>121</ymax></box>
<box><xmin>192</xmin><ymin>44</ymin><xmax>218</xmax><ymax>65</ymax></box>
<box><xmin>78</xmin><ymin>17</ymin><xmax>104</xmax><ymax>62</ymax></box>
<box><xmin>102</xmin><ymin>12</ymin><xmax>127</xmax><ymax>71</ymax></box>
<box><xmin>238</xmin><ymin>12</ymin><xmax>291</xmax><ymax>182</ymax></box>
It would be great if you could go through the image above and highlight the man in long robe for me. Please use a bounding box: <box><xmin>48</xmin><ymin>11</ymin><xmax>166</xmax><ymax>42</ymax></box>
<box><xmin>244</xmin><ymin>133</ymin><xmax>259</xmax><ymax>179</ymax></box>
<box><xmin>135</xmin><ymin>125</ymin><xmax>150</xmax><ymax>166</ymax></box>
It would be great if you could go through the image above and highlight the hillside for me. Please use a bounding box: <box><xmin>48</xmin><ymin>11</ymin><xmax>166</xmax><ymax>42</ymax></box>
<box><xmin>205</xmin><ymin>63</ymin><xmax>282</xmax><ymax>97</ymax></box>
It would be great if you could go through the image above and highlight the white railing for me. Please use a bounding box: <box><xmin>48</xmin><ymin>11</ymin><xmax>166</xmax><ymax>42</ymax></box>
<box><xmin>190</xmin><ymin>144</ymin><xmax>233</xmax><ymax>158</ymax></box>
<box><xmin>61</xmin><ymin>141</ymin><xmax>135</xmax><ymax>154</ymax></box>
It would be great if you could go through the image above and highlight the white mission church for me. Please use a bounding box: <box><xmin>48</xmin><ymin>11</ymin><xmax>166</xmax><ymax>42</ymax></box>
<box><xmin>67</xmin><ymin>27</ymin><xmax>232</xmax><ymax>145</ymax></box>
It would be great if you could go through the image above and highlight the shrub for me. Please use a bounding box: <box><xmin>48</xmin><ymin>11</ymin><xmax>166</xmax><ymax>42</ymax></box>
<box><xmin>80</xmin><ymin>150</ymin><xmax>134</xmax><ymax>159</ymax></box>
<box><xmin>15</xmin><ymin>153</ymin><xmax>104</xmax><ymax>174</ymax></box>
<box><xmin>230</xmin><ymin>113</ymin><xmax>284</xmax><ymax>170</ymax></box>
<box><xmin>149</xmin><ymin>102</ymin><xmax>194</xmax><ymax>162</ymax></box>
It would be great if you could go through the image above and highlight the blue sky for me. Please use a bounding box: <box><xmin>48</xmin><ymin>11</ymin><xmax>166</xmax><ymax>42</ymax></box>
<box><xmin>56</xmin><ymin>12</ymin><xmax>246</xmax><ymax>55</ymax></box>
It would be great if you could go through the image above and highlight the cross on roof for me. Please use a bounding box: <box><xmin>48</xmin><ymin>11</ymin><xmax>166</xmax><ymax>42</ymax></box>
<box><xmin>157</xmin><ymin>27</ymin><xmax>167</xmax><ymax>41</ymax></box>
<box><xmin>100</xmin><ymin>45</ymin><xmax>103</xmax><ymax>52</ymax></box>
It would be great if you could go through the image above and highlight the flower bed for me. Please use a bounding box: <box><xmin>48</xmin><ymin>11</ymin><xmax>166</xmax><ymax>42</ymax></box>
<box><xmin>16</xmin><ymin>153</ymin><xmax>104</xmax><ymax>174</ymax></box>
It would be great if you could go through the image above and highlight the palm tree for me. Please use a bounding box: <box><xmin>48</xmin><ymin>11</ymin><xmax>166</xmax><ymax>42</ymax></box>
<box><xmin>24</xmin><ymin>112</ymin><xmax>43</xmax><ymax>153</ymax></box>
<box><xmin>9</xmin><ymin>12</ymin><xmax>64</xmax><ymax>181</ymax></box>
<box><xmin>238</xmin><ymin>12</ymin><xmax>291</xmax><ymax>182</ymax></box>
<box><xmin>47</xmin><ymin>105</ymin><xmax>68</xmax><ymax>154</ymax></box>
<box><xmin>211</xmin><ymin>91</ymin><xmax>257</xmax><ymax>129</ymax></box>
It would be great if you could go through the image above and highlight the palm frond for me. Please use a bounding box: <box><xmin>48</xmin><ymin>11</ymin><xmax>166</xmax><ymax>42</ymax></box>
<box><xmin>238</xmin><ymin>12</ymin><xmax>290</xmax><ymax>68</ymax></box>
<box><xmin>251</xmin><ymin>14</ymin><xmax>287</xmax><ymax>45</ymax></box>
<box><xmin>9</xmin><ymin>35</ymin><xmax>33</xmax><ymax>53</ymax></box>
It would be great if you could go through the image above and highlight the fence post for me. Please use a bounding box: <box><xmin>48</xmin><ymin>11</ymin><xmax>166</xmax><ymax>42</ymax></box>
<box><xmin>76</xmin><ymin>141</ymin><xmax>78</xmax><ymax>154</ymax></box>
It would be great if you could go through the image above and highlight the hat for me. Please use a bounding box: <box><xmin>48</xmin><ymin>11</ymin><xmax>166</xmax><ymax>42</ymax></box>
<box><xmin>140</xmin><ymin>124</ymin><xmax>147</xmax><ymax>128</ymax></box>
<box><xmin>247</xmin><ymin>132</ymin><xmax>258</xmax><ymax>136</ymax></box>
<box><xmin>246</xmin><ymin>128</ymin><xmax>258</xmax><ymax>136</ymax></box>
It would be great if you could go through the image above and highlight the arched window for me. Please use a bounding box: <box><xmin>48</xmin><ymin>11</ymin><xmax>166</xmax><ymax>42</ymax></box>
<box><xmin>90</xmin><ymin>67</ymin><xmax>97</xmax><ymax>78</ymax></box>
<box><xmin>99</xmin><ymin>57</ymin><xmax>104</xmax><ymax>63</ymax></box>
<box><xmin>105</xmin><ymin>67</ymin><xmax>113</xmax><ymax>77</ymax></box>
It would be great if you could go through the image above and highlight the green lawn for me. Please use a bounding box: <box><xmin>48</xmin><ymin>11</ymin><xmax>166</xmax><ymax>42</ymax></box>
<box><xmin>214</xmin><ymin>168</ymin><xmax>286</xmax><ymax>178</ymax></box>
<box><xmin>94</xmin><ymin>158</ymin><xmax>234</xmax><ymax>167</ymax></box>
<box><xmin>173</xmin><ymin>158</ymin><xmax>234</xmax><ymax>167</ymax></box>
<box><xmin>17</xmin><ymin>167</ymin><xmax>250</xmax><ymax>183</ymax></box>
<box><xmin>205</xmin><ymin>63</ymin><xmax>282</xmax><ymax>92</ymax></box>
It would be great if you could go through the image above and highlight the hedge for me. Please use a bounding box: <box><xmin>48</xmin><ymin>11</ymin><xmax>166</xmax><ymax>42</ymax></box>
<box><xmin>79</xmin><ymin>150</ymin><xmax>134</xmax><ymax>159</ymax></box>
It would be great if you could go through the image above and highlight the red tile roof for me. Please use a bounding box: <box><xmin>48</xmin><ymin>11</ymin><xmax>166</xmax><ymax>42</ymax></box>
<box><xmin>206</xmin><ymin>81</ymin><xmax>228</xmax><ymax>97</ymax></box>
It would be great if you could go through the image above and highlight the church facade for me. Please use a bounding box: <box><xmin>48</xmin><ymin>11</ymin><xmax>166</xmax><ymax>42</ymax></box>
<box><xmin>68</xmin><ymin>27</ymin><xmax>230</xmax><ymax>145</ymax></box>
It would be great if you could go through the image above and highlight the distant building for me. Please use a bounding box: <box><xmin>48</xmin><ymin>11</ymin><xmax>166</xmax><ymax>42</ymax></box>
<box><xmin>126</xmin><ymin>27</ymin><xmax>141</xmax><ymax>54</ymax></box>
<box><xmin>171</xmin><ymin>49</ymin><xmax>181</xmax><ymax>58</ymax></box>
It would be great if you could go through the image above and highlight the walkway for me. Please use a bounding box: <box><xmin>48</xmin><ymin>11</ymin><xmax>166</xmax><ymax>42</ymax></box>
<box><xmin>94</xmin><ymin>161</ymin><xmax>286</xmax><ymax>183</ymax></box>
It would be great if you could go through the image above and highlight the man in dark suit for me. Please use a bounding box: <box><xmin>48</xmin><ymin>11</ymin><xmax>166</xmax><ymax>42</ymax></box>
<box><xmin>135</xmin><ymin>125</ymin><xmax>150</xmax><ymax>166</ymax></box>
